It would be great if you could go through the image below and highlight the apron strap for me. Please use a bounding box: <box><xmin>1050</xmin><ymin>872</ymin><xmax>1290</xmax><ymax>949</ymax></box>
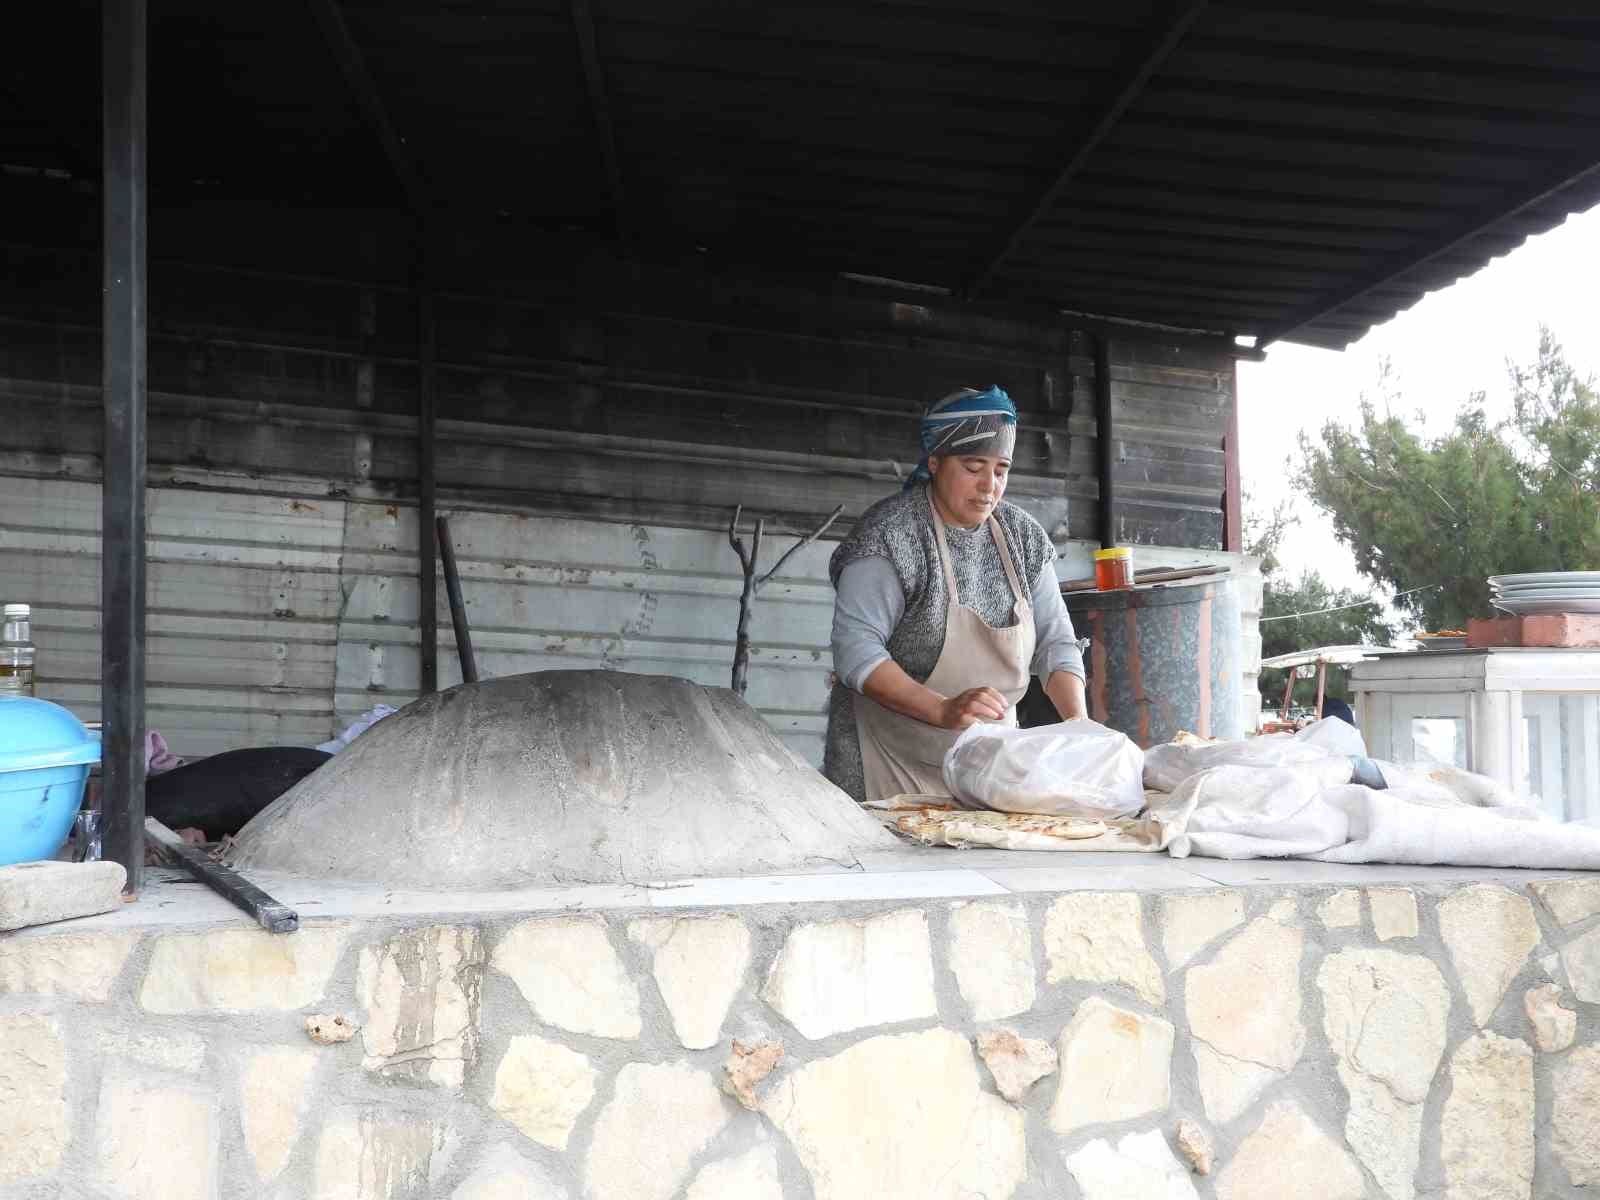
<box><xmin>986</xmin><ymin>516</ymin><xmax>1029</xmax><ymax>608</ymax></box>
<box><xmin>927</xmin><ymin>488</ymin><xmax>1031</xmax><ymax>610</ymax></box>
<box><xmin>926</xmin><ymin>491</ymin><xmax>962</xmax><ymax>600</ymax></box>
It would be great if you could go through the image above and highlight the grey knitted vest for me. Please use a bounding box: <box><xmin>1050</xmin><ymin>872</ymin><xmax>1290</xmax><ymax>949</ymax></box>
<box><xmin>822</xmin><ymin>484</ymin><xmax>1054</xmax><ymax>801</ymax></box>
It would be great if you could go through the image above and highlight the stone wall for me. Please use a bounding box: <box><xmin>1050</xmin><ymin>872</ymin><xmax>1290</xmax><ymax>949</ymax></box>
<box><xmin>1</xmin><ymin>877</ymin><xmax>1597</xmax><ymax>1199</ymax></box>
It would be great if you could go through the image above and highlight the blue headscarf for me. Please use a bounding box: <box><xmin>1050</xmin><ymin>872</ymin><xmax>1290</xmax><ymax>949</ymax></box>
<box><xmin>906</xmin><ymin>385</ymin><xmax>1018</xmax><ymax>488</ymax></box>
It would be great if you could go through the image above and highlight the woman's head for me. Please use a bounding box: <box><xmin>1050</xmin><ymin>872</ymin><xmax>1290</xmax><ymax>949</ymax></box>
<box><xmin>910</xmin><ymin>385</ymin><xmax>1017</xmax><ymax>523</ymax></box>
<box><xmin>928</xmin><ymin>449</ymin><xmax>1010</xmax><ymax>526</ymax></box>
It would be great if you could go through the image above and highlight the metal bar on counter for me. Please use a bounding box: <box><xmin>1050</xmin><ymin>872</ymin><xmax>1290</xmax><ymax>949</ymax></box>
<box><xmin>145</xmin><ymin>819</ymin><xmax>300</xmax><ymax>934</ymax></box>
<box><xmin>1060</xmin><ymin>563</ymin><xmax>1228</xmax><ymax>594</ymax></box>
<box><xmin>436</xmin><ymin>515</ymin><xmax>478</xmax><ymax>683</ymax></box>
<box><xmin>101</xmin><ymin>0</ymin><xmax>149</xmax><ymax>892</ymax></box>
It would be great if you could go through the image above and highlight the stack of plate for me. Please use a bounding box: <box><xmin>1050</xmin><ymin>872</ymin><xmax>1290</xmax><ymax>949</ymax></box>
<box><xmin>1488</xmin><ymin>571</ymin><xmax>1600</xmax><ymax>615</ymax></box>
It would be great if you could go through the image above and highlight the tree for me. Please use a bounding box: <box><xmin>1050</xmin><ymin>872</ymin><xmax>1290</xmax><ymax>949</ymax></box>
<box><xmin>1259</xmin><ymin>570</ymin><xmax>1397</xmax><ymax>706</ymax></box>
<box><xmin>1298</xmin><ymin>331</ymin><xmax>1600</xmax><ymax>631</ymax></box>
<box><xmin>1245</xmin><ymin>494</ymin><xmax>1396</xmax><ymax>706</ymax></box>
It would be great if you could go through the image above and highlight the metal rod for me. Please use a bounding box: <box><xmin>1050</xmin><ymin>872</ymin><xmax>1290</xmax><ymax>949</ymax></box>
<box><xmin>435</xmin><ymin>515</ymin><xmax>478</xmax><ymax>684</ymax></box>
<box><xmin>101</xmin><ymin>0</ymin><xmax>148</xmax><ymax>893</ymax></box>
<box><xmin>145</xmin><ymin>819</ymin><xmax>299</xmax><ymax>934</ymax></box>
<box><xmin>570</xmin><ymin>0</ymin><xmax>628</xmax><ymax>240</ymax></box>
<box><xmin>1094</xmin><ymin>334</ymin><xmax>1115</xmax><ymax>548</ymax></box>
<box><xmin>964</xmin><ymin>0</ymin><xmax>1210</xmax><ymax>297</ymax></box>
<box><xmin>307</xmin><ymin>0</ymin><xmax>429</xmax><ymax>218</ymax></box>
<box><xmin>418</xmin><ymin>276</ymin><xmax>439</xmax><ymax>693</ymax></box>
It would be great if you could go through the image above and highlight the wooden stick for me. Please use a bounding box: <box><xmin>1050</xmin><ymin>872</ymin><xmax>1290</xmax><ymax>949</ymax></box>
<box><xmin>757</xmin><ymin>504</ymin><xmax>845</xmax><ymax>593</ymax></box>
<box><xmin>144</xmin><ymin>818</ymin><xmax>300</xmax><ymax>934</ymax></box>
<box><xmin>730</xmin><ymin>516</ymin><xmax>763</xmax><ymax>695</ymax></box>
<box><xmin>726</xmin><ymin>505</ymin><xmax>751</xmax><ymax>574</ymax></box>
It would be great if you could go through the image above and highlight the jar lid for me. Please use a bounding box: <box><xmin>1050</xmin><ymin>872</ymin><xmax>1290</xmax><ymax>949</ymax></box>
<box><xmin>2</xmin><ymin>604</ymin><xmax>28</xmax><ymax>617</ymax></box>
<box><xmin>1093</xmin><ymin>547</ymin><xmax>1132</xmax><ymax>561</ymax></box>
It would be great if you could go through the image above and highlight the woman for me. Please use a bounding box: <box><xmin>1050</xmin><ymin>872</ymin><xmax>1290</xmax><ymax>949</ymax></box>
<box><xmin>823</xmin><ymin>385</ymin><xmax>1089</xmax><ymax>803</ymax></box>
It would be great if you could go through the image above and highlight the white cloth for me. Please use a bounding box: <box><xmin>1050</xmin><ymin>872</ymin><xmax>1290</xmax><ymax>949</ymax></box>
<box><xmin>1152</xmin><ymin>760</ymin><xmax>1600</xmax><ymax>870</ymax></box>
<box><xmin>1143</xmin><ymin>721</ymin><xmax>1351</xmax><ymax>792</ymax></box>
<box><xmin>318</xmin><ymin>705</ymin><xmax>398</xmax><ymax>755</ymax></box>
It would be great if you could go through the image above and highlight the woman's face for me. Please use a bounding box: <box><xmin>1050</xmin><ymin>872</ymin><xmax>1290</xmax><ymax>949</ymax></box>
<box><xmin>928</xmin><ymin>453</ymin><xmax>1010</xmax><ymax>526</ymax></box>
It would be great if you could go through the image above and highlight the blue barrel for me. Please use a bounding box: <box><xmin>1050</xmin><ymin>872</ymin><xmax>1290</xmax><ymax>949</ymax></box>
<box><xmin>1064</xmin><ymin>576</ymin><xmax>1243</xmax><ymax>747</ymax></box>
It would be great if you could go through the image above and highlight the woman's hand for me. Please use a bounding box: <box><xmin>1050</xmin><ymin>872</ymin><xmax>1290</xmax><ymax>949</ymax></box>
<box><xmin>937</xmin><ymin>686</ymin><xmax>1009</xmax><ymax>730</ymax></box>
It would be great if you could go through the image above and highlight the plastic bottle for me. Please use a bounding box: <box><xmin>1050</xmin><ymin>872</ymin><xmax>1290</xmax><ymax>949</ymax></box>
<box><xmin>0</xmin><ymin>603</ymin><xmax>37</xmax><ymax>697</ymax></box>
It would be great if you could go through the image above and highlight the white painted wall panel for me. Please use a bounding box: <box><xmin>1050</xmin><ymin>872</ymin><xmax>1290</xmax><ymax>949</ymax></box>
<box><xmin>0</xmin><ymin>475</ymin><xmax>346</xmax><ymax>756</ymax></box>
<box><xmin>0</xmin><ymin>475</ymin><xmax>838</xmax><ymax>763</ymax></box>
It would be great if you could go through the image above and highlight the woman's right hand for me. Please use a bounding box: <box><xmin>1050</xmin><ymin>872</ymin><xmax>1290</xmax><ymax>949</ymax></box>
<box><xmin>937</xmin><ymin>687</ymin><xmax>1009</xmax><ymax>730</ymax></box>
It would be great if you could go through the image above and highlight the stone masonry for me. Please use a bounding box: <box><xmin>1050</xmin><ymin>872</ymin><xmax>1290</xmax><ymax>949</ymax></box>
<box><xmin>0</xmin><ymin>875</ymin><xmax>1597</xmax><ymax>1199</ymax></box>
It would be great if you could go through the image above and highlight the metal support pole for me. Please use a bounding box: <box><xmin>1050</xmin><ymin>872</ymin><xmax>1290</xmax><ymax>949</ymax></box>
<box><xmin>101</xmin><ymin>0</ymin><xmax>148</xmax><ymax>891</ymax></box>
<box><xmin>1094</xmin><ymin>334</ymin><xmax>1115</xmax><ymax>548</ymax></box>
<box><xmin>418</xmin><ymin>280</ymin><xmax>438</xmax><ymax>693</ymax></box>
<box><xmin>1223</xmin><ymin>362</ymin><xmax>1243</xmax><ymax>552</ymax></box>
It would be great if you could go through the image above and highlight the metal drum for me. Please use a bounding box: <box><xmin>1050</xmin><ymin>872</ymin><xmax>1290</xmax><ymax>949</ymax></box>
<box><xmin>1063</xmin><ymin>576</ymin><xmax>1243</xmax><ymax>747</ymax></box>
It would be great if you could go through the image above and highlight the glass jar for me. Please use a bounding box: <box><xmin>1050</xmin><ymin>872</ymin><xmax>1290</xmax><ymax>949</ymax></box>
<box><xmin>0</xmin><ymin>603</ymin><xmax>35</xmax><ymax>697</ymax></box>
<box><xmin>1093</xmin><ymin>547</ymin><xmax>1133</xmax><ymax>591</ymax></box>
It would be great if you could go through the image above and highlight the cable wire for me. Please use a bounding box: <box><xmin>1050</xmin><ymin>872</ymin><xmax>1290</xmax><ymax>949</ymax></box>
<box><xmin>1258</xmin><ymin>581</ymin><xmax>1441</xmax><ymax>624</ymax></box>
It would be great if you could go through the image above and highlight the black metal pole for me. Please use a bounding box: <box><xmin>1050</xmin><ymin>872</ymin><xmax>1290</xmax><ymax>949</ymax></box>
<box><xmin>435</xmin><ymin>516</ymin><xmax>478</xmax><ymax>684</ymax></box>
<box><xmin>101</xmin><ymin>0</ymin><xmax>148</xmax><ymax>891</ymax></box>
<box><xmin>418</xmin><ymin>278</ymin><xmax>438</xmax><ymax>693</ymax></box>
<box><xmin>1094</xmin><ymin>334</ymin><xmax>1115</xmax><ymax>548</ymax></box>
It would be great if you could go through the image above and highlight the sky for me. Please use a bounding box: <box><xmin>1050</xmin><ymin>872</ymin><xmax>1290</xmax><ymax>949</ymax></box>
<box><xmin>1235</xmin><ymin>202</ymin><xmax>1600</xmax><ymax>598</ymax></box>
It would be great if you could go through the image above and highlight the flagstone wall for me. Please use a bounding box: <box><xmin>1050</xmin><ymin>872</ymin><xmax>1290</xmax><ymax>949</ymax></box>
<box><xmin>1</xmin><ymin>877</ymin><xmax>1597</xmax><ymax>1199</ymax></box>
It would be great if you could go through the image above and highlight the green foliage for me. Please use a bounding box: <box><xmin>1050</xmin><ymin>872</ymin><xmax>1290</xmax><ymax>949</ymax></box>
<box><xmin>1258</xmin><ymin>569</ymin><xmax>1397</xmax><ymax>706</ymax></box>
<box><xmin>1297</xmin><ymin>331</ymin><xmax>1600</xmax><ymax>630</ymax></box>
<box><xmin>1244</xmin><ymin>491</ymin><xmax>1396</xmax><ymax>706</ymax></box>
<box><xmin>1242</xmin><ymin>490</ymin><xmax>1295</xmax><ymax>579</ymax></box>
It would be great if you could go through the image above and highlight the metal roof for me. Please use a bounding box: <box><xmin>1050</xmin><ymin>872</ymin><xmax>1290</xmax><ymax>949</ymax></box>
<box><xmin>10</xmin><ymin>1</ymin><xmax>1600</xmax><ymax>349</ymax></box>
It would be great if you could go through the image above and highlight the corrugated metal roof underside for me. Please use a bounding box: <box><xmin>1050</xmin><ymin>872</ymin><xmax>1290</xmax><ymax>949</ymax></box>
<box><xmin>10</xmin><ymin>1</ymin><xmax>1600</xmax><ymax>348</ymax></box>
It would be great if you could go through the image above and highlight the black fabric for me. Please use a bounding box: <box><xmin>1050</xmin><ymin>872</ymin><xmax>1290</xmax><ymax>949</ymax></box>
<box><xmin>1321</xmin><ymin>698</ymin><xmax>1357</xmax><ymax>727</ymax></box>
<box><xmin>146</xmin><ymin>747</ymin><xmax>331</xmax><ymax>840</ymax></box>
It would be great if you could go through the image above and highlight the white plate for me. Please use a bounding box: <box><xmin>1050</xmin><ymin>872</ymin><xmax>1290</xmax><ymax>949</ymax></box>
<box><xmin>1488</xmin><ymin>571</ymin><xmax>1600</xmax><ymax>587</ymax></box>
<box><xmin>1492</xmin><ymin>595</ymin><xmax>1600</xmax><ymax>615</ymax></box>
<box><xmin>1491</xmin><ymin>582</ymin><xmax>1600</xmax><ymax>596</ymax></box>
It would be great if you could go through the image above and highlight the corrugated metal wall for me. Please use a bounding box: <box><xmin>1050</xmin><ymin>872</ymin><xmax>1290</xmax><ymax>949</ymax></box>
<box><xmin>0</xmin><ymin>242</ymin><xmax>1245</xmax><ymax>759</ymax></box>
<box><xmin>0</xmin><ymin>473</ymin><xmax>838</xmax><ymax>760</ymax></box>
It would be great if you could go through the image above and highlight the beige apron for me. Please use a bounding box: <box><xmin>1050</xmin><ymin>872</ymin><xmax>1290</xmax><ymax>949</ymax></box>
<box><xmin>853</xmin><ymin>495</ymin><xmax>1035</xmax><ymax>802</ymax></box>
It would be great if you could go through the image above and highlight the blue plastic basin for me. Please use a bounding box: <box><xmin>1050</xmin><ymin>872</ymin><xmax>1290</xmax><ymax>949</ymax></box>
<box><xmin>0</xmin><ymin>696</ymin><xmax>102</xmax><ymax>866</ymax></box>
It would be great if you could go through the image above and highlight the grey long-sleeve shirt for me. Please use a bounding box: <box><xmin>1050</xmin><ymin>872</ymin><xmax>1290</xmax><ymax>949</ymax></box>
<box><xmin>830</xmin><ymin>554</ymin><xmax>1086</xmax><ymax>692</ymax></box>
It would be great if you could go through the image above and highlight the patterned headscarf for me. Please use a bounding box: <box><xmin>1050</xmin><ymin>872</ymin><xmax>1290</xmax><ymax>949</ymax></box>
<box><xmin>906</xmin><ymin>385</ymin><xmax>1017</xmax><ymax>487</ymax></box>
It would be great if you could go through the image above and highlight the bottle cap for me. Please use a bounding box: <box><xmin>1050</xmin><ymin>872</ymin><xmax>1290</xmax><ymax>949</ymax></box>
<box><xmin>1092</xmin><ymin>547</ymin><xmax>1132</xmax><ymax>561</ymax></box>
<box><xmin>2</xmin><ymin>604</ymin><xmax>30</xmax><ymax>618</ymax></box>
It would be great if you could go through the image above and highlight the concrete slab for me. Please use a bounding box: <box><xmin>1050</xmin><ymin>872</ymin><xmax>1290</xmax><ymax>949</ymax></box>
<box><xmin>0</xmin><ymin>860</ymin><xmax>127</xmax><ymax>931</ymax></box>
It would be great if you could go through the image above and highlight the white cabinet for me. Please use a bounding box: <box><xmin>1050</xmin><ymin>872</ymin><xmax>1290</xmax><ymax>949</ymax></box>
<box><xmin>1350</xmin><ymin>649</ymin><xmax>1600</xmax><ymax>822</ymax></box>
